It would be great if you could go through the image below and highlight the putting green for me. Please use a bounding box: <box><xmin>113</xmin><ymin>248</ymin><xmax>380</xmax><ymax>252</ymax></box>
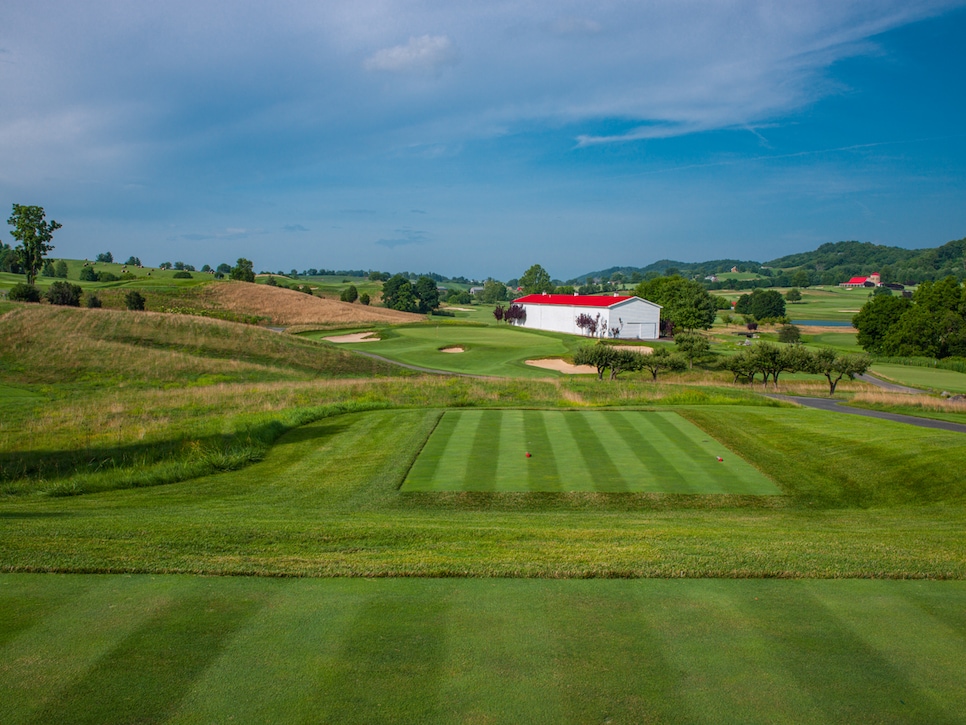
<box><xmin>403</xmin><ymin>410</ymin><xmax>780</xmax><ymax>494</ymax></box>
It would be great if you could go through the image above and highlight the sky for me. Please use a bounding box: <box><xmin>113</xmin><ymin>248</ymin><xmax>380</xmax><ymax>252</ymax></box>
<box><xmin>2</xmin><ymin>1</ymin><xmax>966</xmax><ymax>281</ymax></box>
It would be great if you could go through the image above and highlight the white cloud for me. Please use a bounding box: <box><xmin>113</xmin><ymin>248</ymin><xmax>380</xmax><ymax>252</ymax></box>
<box><xmin>363</xmin><ymin>34</ymin><xmax>458</xmax><ymax>73</ymax></box>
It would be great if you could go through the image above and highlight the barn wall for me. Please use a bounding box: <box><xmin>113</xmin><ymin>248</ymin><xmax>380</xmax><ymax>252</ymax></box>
<box><xmin>517</xmin><ymin>298</ymin><xmax>661</xmax><ymax>339</ymax></box>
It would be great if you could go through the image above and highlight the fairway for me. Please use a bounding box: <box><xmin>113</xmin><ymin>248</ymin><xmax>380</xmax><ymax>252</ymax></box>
<box><xmin>403</xmin><ymin>410</ymin><xmax>780</xmax><ymax>493</ymax></box>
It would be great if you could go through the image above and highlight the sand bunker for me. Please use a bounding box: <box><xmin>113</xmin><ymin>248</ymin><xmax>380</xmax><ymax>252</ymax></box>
<box><xmin>526</xmin><ymin>359</ymin><xmax>597</xmax><ymax>374</ymax></box>
<box><xmin>440</xmin><ymin>346</ymin><xmax>465</xmax><ymax>353</ymax></box>
<box><xmin>446</xmin><ymin>307</ymin><xmax>473</xmax><ymax>312</ymax></box>
<box><xmin>323</xmin><ymin>331</ymin><xmax>380</xmax><ymax>343</ymax></box>
<box><xmin>618</xmin><ymin>345</ymin><xmax>653</xmax><ymax>355</ymax></box>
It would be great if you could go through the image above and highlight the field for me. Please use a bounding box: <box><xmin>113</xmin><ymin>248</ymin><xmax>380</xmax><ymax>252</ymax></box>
<box><xmin>3</xmin><ymin>296</ymin><xmax>966</xmax><ymax>721</ymax></box>
<box><xmin>404</xmin><ymin>410</ymin><xmax>780</xmax><ymax>494</ymax></box>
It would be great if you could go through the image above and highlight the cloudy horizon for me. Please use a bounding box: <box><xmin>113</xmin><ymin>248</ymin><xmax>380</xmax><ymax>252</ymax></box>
<box><xmin>2</xmin><ymin>1</ymin><xmax>965</xmax><ymax>279</ymax></box>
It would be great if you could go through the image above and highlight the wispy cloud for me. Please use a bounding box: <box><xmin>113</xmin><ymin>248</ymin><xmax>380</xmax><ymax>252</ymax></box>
<box><xmin>363</xmin><ymin>35</ymin><xmax>458</xmax><ymax>73</ymax></box>
<box><xmin>375</xmin><ymin>228</ymin><xmax>429</xmax><ymax>248</ymax></box>
<box><xmin>283</xmin><ymin>223</ymin><xmax>309</xmax><ymax>232</ymax></box>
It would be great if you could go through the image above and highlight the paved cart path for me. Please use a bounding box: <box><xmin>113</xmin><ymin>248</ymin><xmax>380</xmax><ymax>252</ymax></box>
<box><xmin>768</xmin><ymin>395</ymin><xmax>966</xmax><ymax>433</ymax></box>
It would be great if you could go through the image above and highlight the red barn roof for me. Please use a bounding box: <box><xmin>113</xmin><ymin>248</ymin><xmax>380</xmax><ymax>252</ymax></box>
<box><xmin>846</xmin><ymin>276</ymin><xmax>869</xmax><ymax>285</ymax></box>
<box><xmin>514</xmin><ymin>294</ymin><xmax>637</xmax><ymax>307</ymax></box>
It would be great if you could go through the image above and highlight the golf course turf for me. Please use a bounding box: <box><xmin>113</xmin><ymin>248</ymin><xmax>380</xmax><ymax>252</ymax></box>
<box><xmin>403</xmin><ymin>410</ymin><xmax>780</xmax><ymax>493</ymax></box>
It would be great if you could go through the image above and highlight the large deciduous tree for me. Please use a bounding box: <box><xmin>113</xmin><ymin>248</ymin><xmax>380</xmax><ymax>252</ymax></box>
<box><xmin>7</xmin><ymin>204</ymin><xmax>61</xmax><ymax>285</ymax></box>
<box><xmin>634</xmin><ymin>275</ymin><xmax>717</xmax><ymax>332</ymax></box>
<box><xmin>734</xmin><ymin>288</ymin><xmax>786</xmax><ymax>321</ymax></box>
<box><xmin>518</xmin><ymin>264</ymin><xmax>554</xmax><ymax>294</ymax></box>
<box><xmin>381</xmin><ymin>274</ymin><xmax>418</xmax><ymax>312</ymax></box>
<box><xmin>414</xmin><ymin>276</ymin><xmax>440</xmax><ymax>313</ymax></box>
<box><xmin>810</xmin><ymin>348</ymin><xmax>872</xmax><ymax>395</ymax></box>
<box><xmin>230</xmin><ymin>258</ymin><xmax>255</xmax><ymax>282</ymax></box>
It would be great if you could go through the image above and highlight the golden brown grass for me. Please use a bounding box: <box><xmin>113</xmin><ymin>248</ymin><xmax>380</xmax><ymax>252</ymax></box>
<box><xmin>201</xmin><ymin>281</ymin><xmax>422</xmax><ymax>326</ymax></box>
<box><xmin>851</xmin><ymin>390</ymin><xmax>966</xmax><ymax>413</ymax></box>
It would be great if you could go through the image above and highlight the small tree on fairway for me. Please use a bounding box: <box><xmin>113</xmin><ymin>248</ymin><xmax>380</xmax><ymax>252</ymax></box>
<box><xmin>810</xmin><ymin>348</ymin><xmax>872</xmax><ymax>395</ymax></box>
<box><xmin>125</xmin><ymin>290</ymin><xmax>146</xmax><ymax>311</ymax></box>
<box><xmin>778</xmin><ymin>324</ymin><xmax>801</xmax><ymax>344</ymax></box>
<box><xmin>640</xmin><ymin>347</ymin><xmax>685</xmax><ymax>381</ymax></box>
<box><xmin>573</xmin><ymin>344</ymin><xmax>613</xmax><ymax>381</ymax></box>
<box><xmin>7</xmin><ymin>204</ymin><xmax>61</xmax><ymax>285</ymax></box>
<box><xmin>674</xmin><ymin>333</ymin><xmax>711</xmax><ymax>369</ymax></box>
<box><xmin>607</xmin><ymin>346</ymin><xmax>644</xmax><ymax>380</ymax></box>
<box><xmin>785</xmin><ymin>288</ymin><xmax>802</xmax><ymax>302</ymax></box>
<box><xmin>45</xmin><ymin>281</ymin><xmax>82</xmax><ymax>306</ymax></box>
<box><xmin>54</xmin><ymin>260</ymin><xmax>68</xmax><ymax>278</ymax></box>
<box><xmin>493</xmin><ymin>304</ymin><xmax>505</xmax><ymax>322</ymax></box>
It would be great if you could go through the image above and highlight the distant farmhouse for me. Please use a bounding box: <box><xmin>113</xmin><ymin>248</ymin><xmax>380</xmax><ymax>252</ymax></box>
<box><xmin>513</xmin><ymin>293</ymin><xmax>662</xmax><ymax>340</ymax></box>
<box><xmin>840</xmin><ymin>272</ymin><xmax>881</xmax><ymax>289</ymax></box>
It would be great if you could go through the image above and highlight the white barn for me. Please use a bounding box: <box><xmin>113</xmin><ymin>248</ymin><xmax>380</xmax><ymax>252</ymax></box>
<box><xmin>512</xmin><ymin>293</ymin><xmax>662</xmax><ymax>340</ymax></box>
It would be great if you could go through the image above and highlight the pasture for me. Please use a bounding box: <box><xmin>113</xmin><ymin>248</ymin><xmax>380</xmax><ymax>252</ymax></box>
<box><xmin>404</xmin><ymin>410</ymin><xmax>779</xmax><ymax>494</ymax></box>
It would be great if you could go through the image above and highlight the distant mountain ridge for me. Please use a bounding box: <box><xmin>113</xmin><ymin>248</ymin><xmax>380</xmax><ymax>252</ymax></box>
<box><xmin>575</xmin><ymin>237</ymin><xmax>966</xmax><ymax>286</ymax></box>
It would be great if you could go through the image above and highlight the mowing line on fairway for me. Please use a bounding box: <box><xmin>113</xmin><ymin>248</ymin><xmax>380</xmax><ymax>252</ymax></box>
<box><xmin>604</xmin><ymin>412</ymin><xmax>691</xmax><ymax>492</ymax></box>
<box><xmin>404</xmin><ymin>411</ymin><xmax>468</xmax><ymax>489</ymax></box>
<box><xmin>541</xmin><ymin>412</ymin><xmax>597</xmax><ymax>492</ymax></box>
<box><xmin>468</xmin><ymin>410</ymin><xmax>503</xmax><ymax>490</ymax></box>
<box><xmin>562</xmin><ymin>412</ymin><xmax>630</xmax><ymax>492</ymax></box>
<box><xmin>523</xmin><ymin>411</ymin><xmax>561</xmax><ymax>491</ymax></box>
<box><xmin>494</xmin><ymin>410</ymin><xmax>529</xmax><ymax>491</ymax></box>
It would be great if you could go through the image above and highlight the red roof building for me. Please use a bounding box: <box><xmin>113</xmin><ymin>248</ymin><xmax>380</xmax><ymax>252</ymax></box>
<box><xmin>511</xmin><ymin>292</ymin><xmax>662</xmax><ymax>339</ymax></box>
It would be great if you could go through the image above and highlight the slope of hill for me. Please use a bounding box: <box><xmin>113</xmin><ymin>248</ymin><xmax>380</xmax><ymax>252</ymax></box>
<box><xmin>200</xmin><ymin>281</ymin><xmax>423</xmax><ymax>326</ymax></box>
<box><xmin>0</xmin><ymin>305</ymin><xmax>406</xmax><ymax>387</ymax></box>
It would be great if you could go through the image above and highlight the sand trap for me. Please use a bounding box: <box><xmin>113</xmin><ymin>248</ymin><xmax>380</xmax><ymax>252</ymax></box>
<box><xmin>446</xmin><ymin>307</ymin><xmax>473</xmax><ymax>312</ymax></box>
<box><xmin>526</xmin><ymin>359</ymin><xmax>597</xmax><ymax>374</ymax></box>
<box><xmin>440</xmin><ymin>346</ymin><xmax>465</xmax><ymax>353</ymax></box>
<box><xmin>617</xmin><ymin>345</ymin><xmax>653</xmax><ymax>355</ymax></box>
<box><xmin>323</xmin><ymin>331</ymin><xmax>380</xmax><ymax>343</ymax></box>
<box><xmin>798</xmin><ymin>325</ymin><xmax>856</xmax><ymax>334</ymax></box>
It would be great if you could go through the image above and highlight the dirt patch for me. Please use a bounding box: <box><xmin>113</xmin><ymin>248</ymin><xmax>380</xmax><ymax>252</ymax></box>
<box><xmin>526</xmin><ymin>359</ymin><xmax>597</xmax><ymax>374</ymax></box>
<box><xmin>324</xmin><ymin>332</ymin><xmax>380</xmax><ymax>343</ymax></box>
<box><xmin>202</xmin><ymin>282</ymin><xmax>422</xmax><ymax>326</ymax></box>
<box><xmin>799</xmin><ymin>325</ymin><xmax>856</xmax><ymax>334</ymax></box>
<box><xmin>440</xmin><ymin>346</ymin><xmax>465</xmax><ymax>353</ymax></box>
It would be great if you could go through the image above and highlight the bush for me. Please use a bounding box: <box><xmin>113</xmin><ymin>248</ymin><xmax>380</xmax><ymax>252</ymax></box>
<box><xmin>172</xmin><ymin>270</ymin><xmax>193</xmax><ymax>279</ymax></box>
<box><xmin>79</xmin><ymin>266</ymin><xmax>98</xmax><ymax>281</ymax></box>
<box><xmin>8</xmin><ymin>283</ymin><xmax>41</xmax><ymax>302</ymax></box>
<box><xmin>778</xmin><ymin>324</ymin><xmax>801</xmax><ymax>344</ymax></box>
<box><xmin>340</xmin><ymin>285</ymin><xmax>359</xmax><ymax>303</ymax></box>
<box><xmin>96</xmin><ymin>271</ymin><xmax>119</xmax><ymax>282</ymax></box>
<box><xmin>45</xmin><ymin>281</ymin><xmax>83</xmax><ymax>306</ymax></box>
<box><xmin>359</xmin><ymin>293</ymin><xmax>370</xmax><ymax>305</ymax></box>
<box><xmin>86</xmin><ymin>294</ymin><xmax>102</xmax><ymax>308</ymax></box>
<box><xmin>125</xmin><ymin>290</ymin><xmax>146</xmax><ymax>311</ymax></box>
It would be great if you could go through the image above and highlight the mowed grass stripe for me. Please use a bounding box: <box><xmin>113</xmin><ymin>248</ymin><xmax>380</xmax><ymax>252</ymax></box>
<box><xmin>467</xmin><ymin>410</ymin><xmax>502</xmax><ymax>490</ymax></box>
<box><xmin>524</xmin><ymin>411</ymin><xmax>561</xmax><ymax>491</ymax></box>
<box><xmin>603</xmin><ymin>412</ymin><xmax>691</xmax><ymax>492</ymax></box>
<box><xmin>403</xmin><ymin>410</ymin><xmax>779</xmax><ymax>494</ymax></box>
<box><xmin>658</xmin><ymin>412</ymin><xmax>779</xmax><ymax>495</ymax></box>
<box><xmin>403</xmin><ymin>411</ymin><xmax>466</xmax><ymax>489</ymax></box>
<box><xmin>541</xmin><ymin>411</ymin><xmax>597</xmax><ymax>491</ymax></box>
<box><xmin>562</xmin><ymin>412</ymin><xmax>628</xmax><ymax>492</ymax></box>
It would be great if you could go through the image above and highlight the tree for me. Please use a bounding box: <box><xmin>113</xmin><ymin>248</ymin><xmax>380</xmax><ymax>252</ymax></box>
<box><xmin>7</xmin><ymin>204</ymin><xmax>61</xmax><ymax>285</ymax></box>
<box><xmin>777</xmin><ymin>324</ymin><xmax>801</xmax><ymax>344</ymax></box>
<box><xmin>573</xmin><ymin>344</ymin><xmax>613</xmax><ymax>381</ymax></box>
<box><xmin>634</xmin><ymin>275</ymin><xmax>716</xmax><ymax>332</ymax></box>
<box><xmin>359</xmin><ymin>292</ymin><xmax>371</xmax><ymax>306</ymax></box>
<box><xmin>96</xmin><ymin>251</ymin><xmax>114</xmax><ymax>263</ymax></box>
<box><xmin>8</xmin><ymin>283</ymin><xmax>41</xmax><ymax>302</ymax></box>
<box><xmin>640</xmin><ymin>347</ymin><xmax>685</xmax><ymax>381</ymax></box>
<box><xmin>45</xmin><ymin>281</ymin><xmax>82</xmax><ymax>306</ymax></box>
<box><xmin>605</xmin><ymin>346</ymin><xmax>646</xmax><ymax>380</ymax></box>
<box><xmin>340</xmin><ymin>285</ymin><xmax>358</xmax><ymax>303</ymax></box>
<box><xmin>381</xmin><ymin>274</ymin><xmax>417</xmax><ymax>312</ymax></box>
<box><xmin>852</xmin><ymin>294</ymin><xmax>913</xmax><ymax>354</ymax></box>
<box><xmin>125</xmin><ymin>256</ymin><xmax>143</xmax><ymax>267</ymax></box>
<box><xmin>54</xmin><ymin>260</ymin><xmax>68</xmax><ymax>278</ymax></box>
<box><xmin>230</xmin><ymin>258</ymin><xmax>255</xmax><ymax>282</ymax></box>
<box><xmin>125</xmin><ymin>290</ymin><xmax>146</xmax><ymax>311</ymax></box>
<box><xmin>414</xmin><ymin>276</ymin><xmax>440</xmax><ymax>313</ymax></box>
<box><xmin>493</xmin><ymin>304</ymin><xmax>505</xmax><ymax>322</ymax></box>
<box><xmin>674</xmin><ymin>333</ymin><xmax>711</xmax><ymax>369</ymax></box>
<box><xmin>477</xmin><ymin>279</ymin><xmax>508</xmax><ymax>304</ymax></box>
<box><xmin>810</xmin><ymin>348</ymin><xmax>872</xmax><ymax>395</ymax></box>
<box><xmin>216</xmin><ymin>263</ymin><xmax>232</xmax><ymax>274</ymax></box>
<box><xmin>785</xmin><ymin>288</ymin><xmax>802</xmax><ymax>302</ymax></box>
<box><xmin>575</xmin><ymin>312</ymin><xmax>600</xmax><ymax>336</ymax></box>
<box><xmin>734</xmin><ymin>288</ymin><xmax>785</xmax><ymax>321</ymax></box>
<box><xmin>504</xmin><ymin>304</ymin><xmax>526</xmax><ymax>324</ymax></box>
<box><xmin>519</xmin><ymin>264</ymin><xmax>554</xmax><ymax>294</ymax></box>
<box><xmin>86</xmin><ymin>293</ymin><xmax>102</xmax><ymax>308</ymax></box>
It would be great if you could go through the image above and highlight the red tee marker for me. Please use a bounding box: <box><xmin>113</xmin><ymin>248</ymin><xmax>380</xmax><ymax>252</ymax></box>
<box><xmin>525</xmin><ymin>452</ymin><xmax>531</xmax><ymax>458</ymax></box>
<box><xmin>717</xmin><ymin>456</ymin><xmax>723</xmax><ymax>462</ymax></box>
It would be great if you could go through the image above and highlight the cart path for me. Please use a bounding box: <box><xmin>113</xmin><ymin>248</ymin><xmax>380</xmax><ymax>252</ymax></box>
<box><xmin>768</xmin><ymin>395</ymin><xmax>966</xmax><ymax>433</ymax></box>
<box><xmin>856</xmin><ymin>373</ymin><xmax>923</xmax><ymax>394</ymax></box>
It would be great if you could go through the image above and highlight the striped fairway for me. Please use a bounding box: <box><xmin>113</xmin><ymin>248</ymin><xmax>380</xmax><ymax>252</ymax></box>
<box><xmin>403</xmin><ymin>410</ymin><xmax>780</xmax><ymax>494</ymax></box>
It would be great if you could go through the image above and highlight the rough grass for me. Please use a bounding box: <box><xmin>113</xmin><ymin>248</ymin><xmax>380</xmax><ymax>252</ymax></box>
<box><xmin>0</xmin><ymin>305</ymin><xmax>404</xmax><ymax>387</ymax></box>
<box><xmin>203</xmin><ymin>280</ymin><xmax>422</xmax><ymax>326</ymax></box>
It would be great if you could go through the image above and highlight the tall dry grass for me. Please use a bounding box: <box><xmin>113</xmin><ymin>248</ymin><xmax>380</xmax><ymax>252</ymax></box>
<box><xmin>851</xmin><ymin>390</ymin><xmax>966</xmax><ymax>413</ymax></box>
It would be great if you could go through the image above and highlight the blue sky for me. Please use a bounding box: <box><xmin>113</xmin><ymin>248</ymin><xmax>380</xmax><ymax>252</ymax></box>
<box><xmin>2</xmin><ymin>1</ymin><xmax>965</xmax><ymax>280</ymax></box>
